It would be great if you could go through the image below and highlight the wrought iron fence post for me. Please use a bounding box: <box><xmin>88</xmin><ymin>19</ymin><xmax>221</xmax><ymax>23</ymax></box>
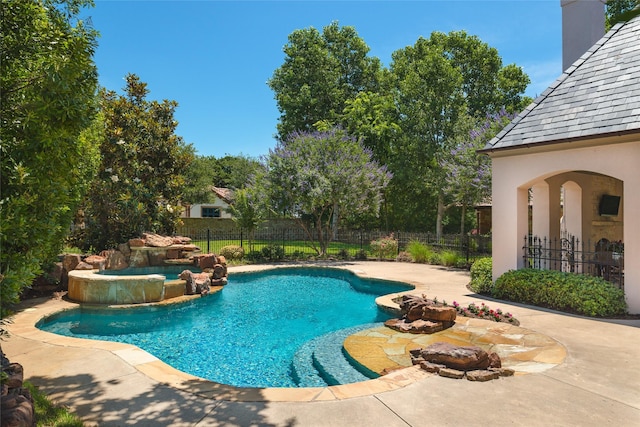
<box><xmin>207</xmin><ymin>228</ymin><xmax>210</xmax><ymax>254</ymax></box>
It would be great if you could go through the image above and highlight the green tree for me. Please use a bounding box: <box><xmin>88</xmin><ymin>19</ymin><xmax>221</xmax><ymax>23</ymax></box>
<box><xmin>182</xmin><ymin>154</ymin><xmax>261</xmax><ymax>204</ymax></box>
<box><xmin>0</xmin><ymin>0</ymin><xmax>99</xmax><ymax>317</ymax></box>
<box><xmin>225</xmin><ymin>188</ymin><xmax>262</xmax><ymax>250</ymax></box>
<box><xmin>389</xmin><ymin>36</ymin><xmax>466</xmax><ymax>236</ymax></box>
<box><xmin>387</xmin><ymin>31</ymin><xmax>530</xmax><ymax>236</ymax></box>
<box><xmin>268</xmin><ymin>21</ymin><xmax>381</xmax><ymax>139</ymax></box>
<box><xmin>440</xmin><ymin>110</ymin><xmax>515</xmax><ymax>236</ymax></box>
<box><xmin>257</xmin><ymin>128</ymin><xmax>391</xmax><ymax>255</ymax></box>
<box><xmin>606</xmin><ymin>0</ymin><xmax>640</xmax><ymax>30</ymax></box>
<box><xmin>216</xmin><ymin>155</ymin><xmax>262</xmax><ymax>189</ymax></box>
<box><xmin>82</xmin><ymin>74</ymin><xmax>194</xmax><ymax>250</ymax></box>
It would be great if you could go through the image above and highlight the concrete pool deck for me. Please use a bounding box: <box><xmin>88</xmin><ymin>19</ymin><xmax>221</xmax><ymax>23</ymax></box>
<box><xmin>3</xmin><ymin>262</ymin><xmax>640</xmax><ymax>426</ymax></box>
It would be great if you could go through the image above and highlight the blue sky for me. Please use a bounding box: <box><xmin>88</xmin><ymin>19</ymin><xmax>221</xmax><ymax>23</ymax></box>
<box><xmin>86</xmin><ymin>0</ymin><xmax>564</xmax><ymax>158</ymax></box>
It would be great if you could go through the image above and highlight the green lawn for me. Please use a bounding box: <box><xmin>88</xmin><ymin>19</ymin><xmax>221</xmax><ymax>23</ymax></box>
<box><xmin>190</xmin><ymin>238</ymin><xmax>374</xmax><ymax>258</ymax></box>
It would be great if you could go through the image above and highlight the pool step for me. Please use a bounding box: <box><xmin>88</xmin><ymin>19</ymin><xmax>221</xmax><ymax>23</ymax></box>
<box><xmin>291</xmin><ymin>323</ymin><xmax>380</xmax><ymax>387</ymax></box>
<box><xmin>291</xmin><ymin>338</ymin><xmax>329</xmax><ymax>387</ymax></box>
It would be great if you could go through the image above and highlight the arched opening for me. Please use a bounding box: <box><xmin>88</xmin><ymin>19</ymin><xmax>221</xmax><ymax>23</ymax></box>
<box><xmin>523</xmin><ymin>171</ymin><xmax>623</xmax><ymax>287</ymax></box>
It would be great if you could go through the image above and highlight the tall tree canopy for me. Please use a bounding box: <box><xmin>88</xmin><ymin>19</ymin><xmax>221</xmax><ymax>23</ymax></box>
<box><xmin>1</xmin><ymin>0</ymin><xmax>99</xmax><ymax>317</ymax></box>
<box><xmin>385</xmin><ymin>31</ymin><xmax>530</xmax><ymax>235</ymax></box>
<box><xmin>268</xmin><ymin>22</ymin><xmax>381</xmax><ymax>139</ymax></box>
<box><xmin>256</xmin><ymin>128</ymin><xmax>391</xmax><ymax>255</ymax></box>
<box><xmin>81</xmin><ymin>74</ymin><xmax>194</xmax><ymax>250</ymax></box>
<box><xmin>606</xmin><ymin>0</ymin><xmax>640</xmax><ymax>30</ymax></box>
<box><xmin>182</xmin><ymin>154</ymin><xmax>261</xmax><ymax>204</ymax></box>
<box><xmin>269</xmin><ymin>25</ymin><xmax>530</xmax><ymax>234</ymax></box>
<box><xmin>440</xmin><ymin>109</ymin><xmax>516</xmax><ymax>236</ymax></box>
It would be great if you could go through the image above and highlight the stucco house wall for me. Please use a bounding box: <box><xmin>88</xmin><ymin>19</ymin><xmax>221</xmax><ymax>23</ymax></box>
<box><xmin>490</xmin><ymin>138</ymin><xmax>640</xmax><ymax>313</ymax></box>
<box><xmin>483</xmin><ymin>6</ymin><xmax>640</xmax><ymax>313</ymax></box>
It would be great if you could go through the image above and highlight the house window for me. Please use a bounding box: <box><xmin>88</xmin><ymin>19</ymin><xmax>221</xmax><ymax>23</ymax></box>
<box><xmin>201</xmin><ymin>207</ymin><xmax>221</xmax><ymax>218</ymax></box>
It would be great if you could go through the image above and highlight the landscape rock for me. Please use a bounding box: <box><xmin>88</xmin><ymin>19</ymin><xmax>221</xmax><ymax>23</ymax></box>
<box><xmin>212</xmin><ymin>264</ymin><xmax>226</xmax><ymax>279</ymax></box>
<box><xmin>103</xmin><ymin>250</ymin><xmax>128</xmax><ymax>270</ymax></box>
<box><xmin>128</xmin><ymin>238</ymin><xmax>145</xmax><ymax>247</ymax></box>
<box><xmin>84</xmin><ymin>255</ymin><xmax>106</xmax><ymax>269</ymax></box>
<box><xmin>386</xmin><ymin>294</ymin><xmax>457</xmax><ymax>334</ymax></box>
<box><xmin>466</xmin><ymin>370</ymin><xmax>500</xmax><ymax>382</ymax></box>
<box><xmin>417</xmin><ymin>342</ymin><xmax>490</xmax><ymax>371</ymax></box>
<box><xmin>172</xmin><ymin>236</ymin><xmax>192</xmax><ymax>245</ymax></box>
<box><xmin>438</xmin><ymin>368</ymin><xmax>465</xmax><ymax>379</ymax></box>
<box><xmin>196</xmin><ymin>254</ymin><xmax>219</xmax><ymax>269</ymax></box>
<box><xmin>142</xmin><ymin>233</ymin><xmax>174</xmax><ymax>247</ymax></box>
<box><xmin>179</xmin><ymin>270</ymin><xmax>212</xmax><ymax>295</ymax></box>
<box><xmin>1</xmin><ymin>351</ymin><xmax>34</xmax><ymax>427</ymax></box>
<box><xmin>74</xmin><ymin>261</ymin><xmax>94</xmax><ymax>270</ymax></box>
<box><xmin>128</xmin><ymin>250</ymin><xmax>149</xmax><ymax>268</ymax></box>
<box><xmin>118</xmin><ymin>242</ymin><xmax>131</xmax><ymax>258</ymax></box>
<box><xmin>490</xmin><ymin>367</ymin><xmax>515</xmax><ymax>377</ymax></box>
<box><xmin>62</xmin><ymin>254</ymin><xmax>81</xmax><ymax>272</ymax></box>
<box><xmin>385</xmin><ymin>318</ymin><xmax>445</xmax><ymax>334</ymax></box>
<box><xmin>419</xmin><ymin>361</ymin><xmax>446</xmax><ymax>373</ymax></box>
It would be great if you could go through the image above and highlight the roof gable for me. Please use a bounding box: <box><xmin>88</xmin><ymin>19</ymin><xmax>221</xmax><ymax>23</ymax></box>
<box><xmin>482</xmin><ymin>14</ymin><xmax>640</xmax><ymax>153</ymax></box>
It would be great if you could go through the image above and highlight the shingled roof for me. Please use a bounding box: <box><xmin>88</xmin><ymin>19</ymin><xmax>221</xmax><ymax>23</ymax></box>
<box><xmin>481</xmin><ymin>14</ymin><xmax>640</xmax><ymax>153</ymax></box>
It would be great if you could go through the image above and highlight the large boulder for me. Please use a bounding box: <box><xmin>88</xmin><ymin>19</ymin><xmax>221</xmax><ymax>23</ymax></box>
<box><xmin>102</xmin><ymin>250</ymin><xmax>128</xmax><ymax>270</ymax></box>
<box><xmin>142</xmin><ymin>233</ymin><xmax>174</xmax><ymax>248</ymax></box>
<box><xmin>84</xmin><ymin>255</ymin><xmax>106</xmax><ymax>270</ymax></box>
<box><xmin>415</xmin><ymin>342</ymin><xmax>492</xmax><ymax>371</ymax></box>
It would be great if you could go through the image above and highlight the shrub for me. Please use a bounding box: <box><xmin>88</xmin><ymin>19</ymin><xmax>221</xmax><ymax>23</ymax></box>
<box><xmin>354</xmin><ymin>249</ymin><xmax>368</xmax><ymax>260</ymax></box>
<box><xmin>469</xmin><ymin>257</ymin><xmax>493</xmax><ymax>294</ymax></box>
<box><xmin>260</xmin><ymin>244</ymin><xmax>285</xmax><ymax>261</ymax></box>
<box><xmin>290</xmin><ymin>250</ymin><xmax>309</xmax><ymax>260</ymax></box>
<box><xmin>245</xmin><ymin>250</ymin><xmax>263</xmax><ymax>262</ymax></box>
<box><xmin>219</xmin><ymin>245</ymin><xmax>245</xmax><ymax>261</ymax></box>
<box><xmin>370</xmin><ymin>234</ymin><xmax>398</xmax><ymax>259</ymax></box>
<box><xmin>406</xmin><ymin>240</ymin><xmax>433</xmax><ymax>263</ymax></box>
<box><xmin>493</xmin><ymin>269</ymin><xmax>627</xmax><ymax>317</ymax></box>
<box><xmin>440</xmin><ymin>250</ymin><xmax>461</xmax><ymax>267</ymax></box>
<box><xmin>337</xmin><ymin>248</ymin><xmax>351</xmax><ymax>260</ymax></box>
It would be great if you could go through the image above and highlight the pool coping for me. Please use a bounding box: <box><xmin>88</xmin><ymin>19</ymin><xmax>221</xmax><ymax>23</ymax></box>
<box><xmin>6</xmin><ymin>263</ymin><xmax>565</xmax><ymax>402</ymax></box>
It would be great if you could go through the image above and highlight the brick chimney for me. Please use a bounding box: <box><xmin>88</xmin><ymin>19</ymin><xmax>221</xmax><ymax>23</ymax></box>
<box><xmin>561</xmin><ymin>0</ymin><xmax>606</xmax><ymax>71</ymax></box>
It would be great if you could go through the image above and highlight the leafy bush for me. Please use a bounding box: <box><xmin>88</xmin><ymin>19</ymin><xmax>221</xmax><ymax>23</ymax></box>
<box><xmin>440</xmin><ymin>250</ymin><xmax>461</xmax><ymax>267</ymax></box>
<box><xmin>260</xmin><ymin>244</ymin><xmax>285</xmax><ymax>261</ymax></box>
<box><xmin>290</xmin><ymin>250</ymin><xmax>309</xmax><ymax>260</ymax></box>
<box><xmin>337</xmin><ymin>248</ymin><xmax>351</xmax><ymax>260</ymax></box>
<box><xmin>493</xmin><ymin>269</ymin><xmax>627</xmax><ymax>317</ymax></box>
<box><xmin>219</xmin><ymin>245</ymin><xmax>245</xmax><ymax>261</ymax></box>
<box><xmin>406</xmin><ymin>240</ymin><xmax>433</xmax><ymax>263</ymax></box>
<box><xmin>469</xmin><ymin>257</ymin><xmax>493</xmax><ymax>294</ymax></box>
<box><xmin>370</xmin><ymin>234</ymin><xmax>398</xmax><ymax>259</ymax></box>
<box><xmin>245</xmin><ymin>250</ymin><xmax>263</xmax><ymax>262</ymax></box>
<box><xmin>354</xmin><ymin>249</ymin><xmax>368</xmax><ymax>260</ymax></box>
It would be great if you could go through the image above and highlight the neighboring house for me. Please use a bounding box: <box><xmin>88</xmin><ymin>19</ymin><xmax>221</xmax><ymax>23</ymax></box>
<box><xmin>480</xmin><ymin>3</ymin><xmax>640</xmax><ymax>313</ymax></box>
<box><xmin>181</xmin><ymin>187</ymin><xmax>234</xmax><ymax>219</ymax></box>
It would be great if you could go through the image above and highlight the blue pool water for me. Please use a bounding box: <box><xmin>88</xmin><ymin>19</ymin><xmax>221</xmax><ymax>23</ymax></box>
<box><xmin>38</xmin><ymin>267</ymin><xmax>411</xmax><ymax>388</ymax></box>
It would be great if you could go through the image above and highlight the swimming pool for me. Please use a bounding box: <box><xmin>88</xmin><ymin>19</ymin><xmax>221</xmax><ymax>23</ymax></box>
<box><xmin>38</xmin><ymin>267</ymin><xmax>412</xmax><ymax>387</ymax></box>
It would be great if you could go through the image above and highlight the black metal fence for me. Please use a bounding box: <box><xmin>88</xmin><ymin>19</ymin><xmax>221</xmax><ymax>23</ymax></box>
<box><xmin>523</xmin><ymin>235</ymin><xmax>624</xmax><ymax>289</ymax></box>
<box><xmin>175</xmin><ymin>225</ymin><xmax>491</xmax><ymax>266</ymax></box>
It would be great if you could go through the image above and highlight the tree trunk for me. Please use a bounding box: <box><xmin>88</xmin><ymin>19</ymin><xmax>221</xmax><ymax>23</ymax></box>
<box><xmin>460</xmin><ymin>204</ymin><xmax>466</xmax><ymax>237</ymax></box>
<box><xmin>331</xmin><ymin>202</ymin><xmax>339</xmax><ymax>240</ymax></box>
<box><xmin>436</xmin><ymin>194</ymin><xmax>446</xmax><ymax>240</ymax></box>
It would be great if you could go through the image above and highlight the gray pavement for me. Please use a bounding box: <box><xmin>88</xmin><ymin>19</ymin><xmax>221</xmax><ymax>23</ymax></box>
<box><xmin>3</xmin><ymin>262</ymin><xmax>640</xmax><ymax>426</ymax></box>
